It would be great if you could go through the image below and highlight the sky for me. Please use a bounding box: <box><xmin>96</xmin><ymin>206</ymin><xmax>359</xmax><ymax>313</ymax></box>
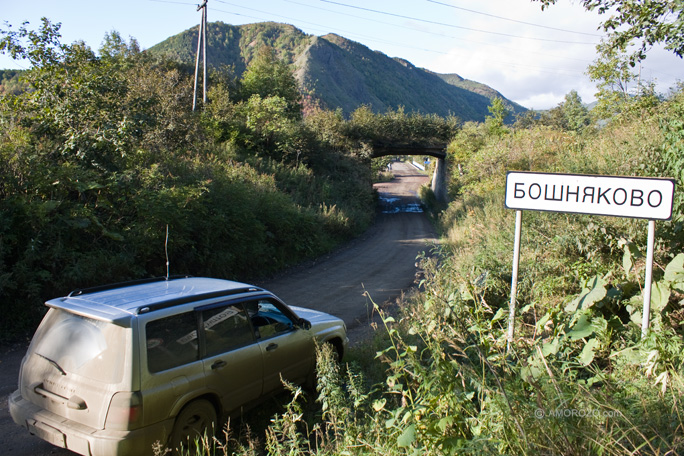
<box><xmin>1</xmin><ymin>0</ymin><xmax>683</xmax><ymax>110</ymax></box>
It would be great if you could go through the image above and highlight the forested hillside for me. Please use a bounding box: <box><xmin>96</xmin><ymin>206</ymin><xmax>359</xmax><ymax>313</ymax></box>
<box><xmin>149</xmin><ymin>21</ymin><xmax>525</xmax><ymax>121</ymax></box>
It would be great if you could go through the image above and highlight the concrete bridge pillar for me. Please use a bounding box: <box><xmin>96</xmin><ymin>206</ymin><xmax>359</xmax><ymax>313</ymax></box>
<box><xmin>431</xmin><ymin>157</ymin><xmax>448</xmax><ymax>203</ymax></box>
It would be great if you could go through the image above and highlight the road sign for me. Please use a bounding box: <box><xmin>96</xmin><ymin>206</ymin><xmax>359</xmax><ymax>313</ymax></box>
<box><xmin>505</xmin><ymin>171</ymin><xmax>676</xmax><ymax>220</ymax></box>
<box><xmin>504</xmin><ymin>171</ymin><xmax>677</xmax><ymax>349</ymax></box>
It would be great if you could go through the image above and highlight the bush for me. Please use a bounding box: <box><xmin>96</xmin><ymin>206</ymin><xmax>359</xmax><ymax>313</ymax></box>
<box><xmin>0</xmin><ymin>21</ymin><xmax>375</xmax><ymax>340</ymax></box>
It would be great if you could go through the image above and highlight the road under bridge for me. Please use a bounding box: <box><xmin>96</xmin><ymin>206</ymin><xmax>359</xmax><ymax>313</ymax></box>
<box><xmin>371</xmin><ymin>143</ymin><xmax>449</xmax><ymax>203</ymax></box>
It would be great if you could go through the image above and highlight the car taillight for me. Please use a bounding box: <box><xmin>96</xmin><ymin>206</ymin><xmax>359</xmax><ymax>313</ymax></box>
<box><xmin>105</xmin><ymin>391</ymin><xmax>143</xmax><ymax>430</ymax></box>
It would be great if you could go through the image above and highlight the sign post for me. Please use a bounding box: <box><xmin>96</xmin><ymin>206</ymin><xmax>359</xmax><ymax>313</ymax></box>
<box><xmin>507</xmin><ymin>210</ymin><xmax>522</xmax><ymax>353</ymax></box>
<box><xmin>642</xmin><ymin>220</ymin><xmax>656</xmax><ymax>338</ymax></box>
<box><xmin>504</xmin><ymin>171</ymin><xmax>675</xmax><ymax>347</ymax></box>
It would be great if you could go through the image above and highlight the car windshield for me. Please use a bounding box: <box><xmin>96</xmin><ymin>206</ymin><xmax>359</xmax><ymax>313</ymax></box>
<box><xmin>29</xmin><ymin>308</ymin><xmax>127</xmax><ymax>384</ymax></box>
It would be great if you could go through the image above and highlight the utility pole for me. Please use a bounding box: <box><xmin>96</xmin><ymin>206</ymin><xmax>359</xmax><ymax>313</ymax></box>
<box><xmin>193</xmin><ymin>0</ymin><xmax>208</xmax><ymax>111</ymax></box>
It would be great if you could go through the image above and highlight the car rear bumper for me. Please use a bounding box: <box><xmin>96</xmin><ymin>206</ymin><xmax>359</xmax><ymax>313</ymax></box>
<box><xmin>9</xmin><ymin>389</ymin><xmax>173</xmax><ymax>456</ymax></box>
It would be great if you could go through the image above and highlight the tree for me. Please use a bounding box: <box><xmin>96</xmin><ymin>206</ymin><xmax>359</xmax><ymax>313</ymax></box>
<box><xmin>533</xmin><ymin>0</ymin><xmax>684</xmax><ymax>65</ymax></box>
<box><xmin>586</xmin><ymin>41</ymin><xmax>661</xmax><ymax>119</ymax></box>
<box><xmin>548</xmin><ymin>90</ymin><xmax>592</xmax><ymax>132</ymax></box>
<box><xmin>585</xmin><ymin>41</ymin><xmax>640</xmax><ymax>118</ymax></box>
<box><xmin>534</xmin><ymin>1</ymin><xmax>673</xmax><ymax>119</ymax></box>
<box><xmin>0</xmin><ymin>17</ymin><xmax>65</xmax><ymax>67</ymax></box>
<box><xmin>240</xmin><ymin>46</ymin><xmax>302</xmax><ymax>119</ymax></box>
<box><xmin>485</xmin><ymin>96</ymin><xmax>509</xmax><ymax>136</ymax></box>
<box><xmin>99</xmin><ymin>30</ymin><xmax>140</xmax><ymax>61</ymax></box>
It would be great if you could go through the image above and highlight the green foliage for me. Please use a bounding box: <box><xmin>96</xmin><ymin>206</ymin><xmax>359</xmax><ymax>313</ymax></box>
<box><xmin>437</xmin><ymin>72</ymin><xmax>526</xmax><ymax>119</ymax></box>
<box><xmin>535</xmin><ymin>0</ymin><xmax>684</xmax><ymax>65</ymax></box>
<box><xmin>538</xmin><ymin>90</ymin><xmax>592</xmax><ymax>132</ymax></box>
<box><xmin>484</xmin><ymin>96</ymin><xmax>509</xmax><ymax>136</ymax></box>
<box><xmin>238</xmin><ymin>22</ymin><xmax>311</xmax><ymax>66</ymax></box>
<box><xmin>0</xmin><ymin>69</ymin><xmax>27</xmax><ymax>95</ymax></box>
<box><xmin>584</xmin><ymin>41</ymin><xmax>663</xmax><ymax>120</ymax></box>
<box><xmin>0</xmin><ymin>19</ymin><xmax>375</xmax><ymax>340</ymax></box>
<box><xmin>587</xmin><ymin>41</ymin><xmax>637</xmax><ymax>117</ymax></box>
<box><xmin>346</xmin><ymin>105</ymin><xmax>459</xmax><ymax>144</ymax></box>
<box><xmin>99</xmin><ymin>30</ymin><xmax>141</xmax><ymax>60</ymax></box>
<box><xmin>239</xmin><ymin>46</ymin><xmax>302</xmax><ymax>119</ymax></box>
<box><xmin>535</xmin><ymin>1</ymin><xmax>677</xmax><ymax>120</ymax></box>
<box><xmin>655</xmin><ymin>89</ymin><xmax>684</xmax><ymax>224</ymax></box>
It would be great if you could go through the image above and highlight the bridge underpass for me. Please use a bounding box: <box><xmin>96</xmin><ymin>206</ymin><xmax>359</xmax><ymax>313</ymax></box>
<box><xmin>371</xmin><ymin>143</ymin><xmax>449</xmax><ymax>203</ymax></box>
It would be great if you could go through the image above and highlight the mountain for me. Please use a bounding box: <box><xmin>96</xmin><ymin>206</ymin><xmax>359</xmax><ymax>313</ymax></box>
<box><xmin>149</xmin><ymin>22</ymin><xmax>526</xmax><ymax>122</ymax></box>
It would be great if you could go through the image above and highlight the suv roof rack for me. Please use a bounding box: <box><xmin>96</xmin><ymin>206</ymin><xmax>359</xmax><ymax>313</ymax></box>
<box><xmin>137</xmin><ymin>286</ymin><xmax>263</xmax><ymax>314</ymax></box>
<box><xmin>67</xmin><ymin>275</ymin><xmax>192</xmax><ymax>298</ymax></box>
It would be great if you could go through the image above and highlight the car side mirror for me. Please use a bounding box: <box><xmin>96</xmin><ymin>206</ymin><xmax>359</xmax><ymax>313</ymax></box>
<box><xmin>298</xmin><ymin>318</ymin><xmax>312</xmax><ymax>330</ymax></box>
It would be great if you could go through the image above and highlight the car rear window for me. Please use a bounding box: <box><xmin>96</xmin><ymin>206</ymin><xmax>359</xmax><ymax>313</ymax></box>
<box><xmin>30</xmin><ymin>308</ymin><xmax>127</xmax><ymax>384</ymax></box>
<box><xmin>146</xmin><ymin>311</ymin><xmax>199</xmax><ymax>373</ymax></box>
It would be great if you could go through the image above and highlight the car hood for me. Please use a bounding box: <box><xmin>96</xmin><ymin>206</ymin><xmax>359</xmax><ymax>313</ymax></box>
<box><xmin>290</xmin><ymin>306</ymin><xmax>341</xmax><ymax>324</ymax></box>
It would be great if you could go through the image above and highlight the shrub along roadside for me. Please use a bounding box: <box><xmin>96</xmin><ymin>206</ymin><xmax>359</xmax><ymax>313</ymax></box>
<box><xmin>0</xmin><ymin>22</ymin><xmax>376</xmax><ymax>341</ymax></box>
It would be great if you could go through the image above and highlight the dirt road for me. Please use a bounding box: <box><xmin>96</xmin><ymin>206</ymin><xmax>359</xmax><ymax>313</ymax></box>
<box><xmin>258</xmin><ymin>160</ymin><xmax>438</xmax><ymax>343</ymax></box>
<box><xmin>0</xmin><ymin>160</ymin><xmax>438</xmax><ymax>455</ymax></box>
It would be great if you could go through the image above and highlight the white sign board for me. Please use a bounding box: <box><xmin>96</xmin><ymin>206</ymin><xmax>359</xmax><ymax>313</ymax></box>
<box><xmin>504</xmin><ymin>171</ymin><xmax>677</xmax><ymax>348</ymax></box>
<box><xmin>505</xmin><ymin>172</ymin><xmax>675</xmax><ymax>221</ymax></box>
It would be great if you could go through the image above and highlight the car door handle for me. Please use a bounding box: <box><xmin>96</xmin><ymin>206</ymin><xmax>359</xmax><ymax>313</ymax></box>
<box><xmin>211</xmin><ymin>360</ymin><xmax>227</xmax><ymax>370</ymax></box>
<box><xmin>266</xmin><ymin>343</ymin><xmax>278</xmax><ymax>352</ymax></box>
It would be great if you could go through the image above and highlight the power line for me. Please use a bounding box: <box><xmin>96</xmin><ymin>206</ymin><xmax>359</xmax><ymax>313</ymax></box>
<box><xmin>318</xmin><ymin>0</ymin><xmax>598</xmax><ymax>45</ymax></box>
<box><xmin>210</xmin><ymin>2</ymin><xmax>588</xmax><ymax>77</ymax></box>
<box><xmin>148</xmin><ymin>0</ymin><xmax>196</xmax><ymax>6</ymax></box>
<box><xmin>214</xmin><ymin>1</ymin><xmax>443</xmax><ymax>54</ymax></box>
<box><xmin>426</xmin><ymin>0</ymin><xmax>602</xmax><ymax>37</ymax></box>
<box><xmin>212</xmin><ymin>0</ymin><xmax>590</xmax><ymax>75</ymax></box>
<box><xmin>282</xmin><ymin>0</ymin><xmax>593</xmax><ymax>65</ymax></box>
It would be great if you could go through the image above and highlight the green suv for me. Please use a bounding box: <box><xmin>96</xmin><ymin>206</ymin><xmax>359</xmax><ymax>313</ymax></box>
<box><xmin>9</xmin><ymin>276</ymin><xmax>348</xmax><ymax>455</ymax></box>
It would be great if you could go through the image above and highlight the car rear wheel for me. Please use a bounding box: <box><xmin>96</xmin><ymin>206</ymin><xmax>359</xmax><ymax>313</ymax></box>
<box><xmin>169</xmin><ymin>399</ymin><xmax>217</xmax><ymax>455</ymax></box>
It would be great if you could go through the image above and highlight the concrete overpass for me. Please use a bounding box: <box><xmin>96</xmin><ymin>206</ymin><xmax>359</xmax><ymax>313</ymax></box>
<box><xmin>370</xmin><ymin>143</ymin><xmax>449</xmax><ymax>203</ymax></box>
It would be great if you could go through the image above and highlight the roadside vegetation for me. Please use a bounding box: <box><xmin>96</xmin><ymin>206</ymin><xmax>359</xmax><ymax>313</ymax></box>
<box><xmin>197</xmin><ymin>88</ymin><xmax>684</xmax><ymax>456</ymax></box>
<box><xmin>165</xmin><ymin>6</ymin><xmax>684</xmax><ymax>454</ymax></box>
<box><xmin>187</xmin><ymin>85</ymin><xmax>684</xmax><ymax>456</ymax></box>
<box><xmin>0</xmin><ymin>23</ymin><xmax>455</xmax><ymax>339</ymax></box>
<box><xmin>3</xmin><ymin>1</ymin><xmax>684</xmax><ymax>454</ymax></box>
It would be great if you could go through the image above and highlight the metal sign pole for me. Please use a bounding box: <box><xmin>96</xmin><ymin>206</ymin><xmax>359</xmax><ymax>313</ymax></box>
<box><xmin>641</xmin><ymin>219</ymin><xmax>656</xmax><ymax>339</ymax></box>
<box><xmin>507</xmin><ymin>210</ymin><xmax>523</xmax><ymax>352</ymax></box>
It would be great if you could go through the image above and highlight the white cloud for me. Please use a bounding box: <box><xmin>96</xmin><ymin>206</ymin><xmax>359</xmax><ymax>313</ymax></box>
<box><xmin>421</xmin><ymin>0</ymin><xmax>605</xmax><ymax>109</ymax></box>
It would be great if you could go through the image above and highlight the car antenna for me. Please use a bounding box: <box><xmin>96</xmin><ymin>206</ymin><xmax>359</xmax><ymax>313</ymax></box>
<box><xmin>165</xmin><ymin>224</ymin><xmax>170</xmax><ymax>280</ymax></box>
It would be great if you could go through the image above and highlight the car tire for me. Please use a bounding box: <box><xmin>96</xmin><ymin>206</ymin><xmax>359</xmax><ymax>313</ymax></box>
<box><xmin>169</xmin><ymin>399</ymin><xmax>217</xmax><ymax>455</ymax></box>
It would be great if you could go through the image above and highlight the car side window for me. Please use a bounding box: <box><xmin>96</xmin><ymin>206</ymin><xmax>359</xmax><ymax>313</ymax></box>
<box><xmin>146</xmin><ymin>311</ymin><xmax>199</xmax><ymax>373</ymax></box>
<box><xmin>202</xmin><ymin>303</ymin><xmax>254</xmax><ymax>357</ymax></box>
<box><xmin>247</xmin><ymin>299</ymin><xmax>295</xmax><ymax>340</ymax></box>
